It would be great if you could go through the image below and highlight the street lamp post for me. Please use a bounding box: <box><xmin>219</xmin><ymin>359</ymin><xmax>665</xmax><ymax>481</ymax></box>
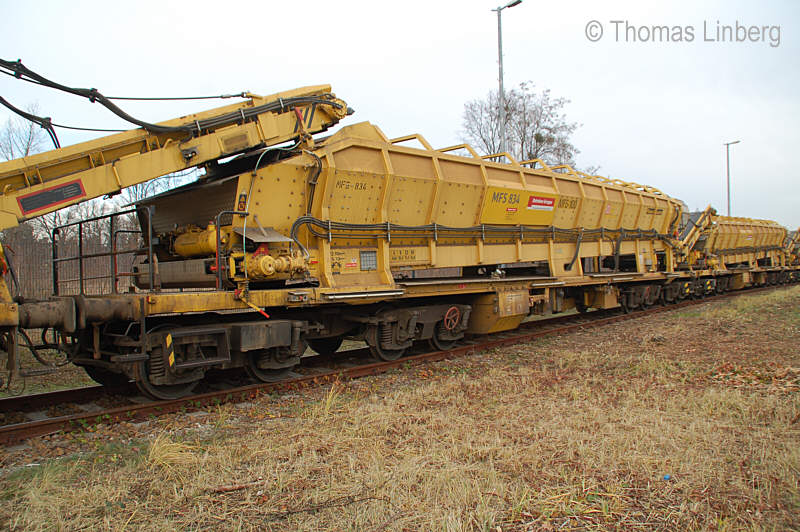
<box><xmin>492</xmin><ymin>0</ymin><xmax>522</xmax><ymax>156</ymax></box>
<box><xmin>724</xmin><ymin>140</ymin><xmax>740</xmax><ymax>216</ymax></box>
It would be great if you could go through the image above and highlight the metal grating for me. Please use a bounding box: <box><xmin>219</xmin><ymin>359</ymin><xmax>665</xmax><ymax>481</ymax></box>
<box><xmin>360</xmin><ymin>250</ymin><xmax>377</xmax><ymax>271</ymax></box>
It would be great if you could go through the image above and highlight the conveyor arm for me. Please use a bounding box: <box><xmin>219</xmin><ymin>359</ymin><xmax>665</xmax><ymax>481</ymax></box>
<box><xmin>786</xmin><ymin>228</ymin><xmax>800</xmax><ymax>264</ymax></box>
<box><xmin>676</xmin><ymin>205</ymin><xmax>716</xmax><ymax>257</ymax></box>
<box><xmin>0</xmin><ymin>85</ymin><xmax>348</xmax><ymax>230</ymax></box>
<box><xmin>786</xmin><ymin>229</ymin><xmax>800</xmax><ymax>252</ymax></box>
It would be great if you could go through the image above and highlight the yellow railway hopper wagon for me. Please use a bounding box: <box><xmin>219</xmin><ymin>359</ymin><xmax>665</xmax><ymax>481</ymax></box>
<box><xmin>290</xmin><ymin>122</ymin><xmax>684</xmax><ymax>284</ymax></box>
<box><xmin>0</xmin><ymin>84</ymin><xmax>703</xmax><ymax>399</ymax></box>
<box><xmin>119</xmin><ymin>120</ymin><xmax>686</xmax><ymax>385</ymax></box>
<box><xmin>687</xmin><ymin>216</ymin><xmax>789</xmax><ymax>290</ymax></box>
<box><xmin>286</xmin><ymin>122</ymin><xmax>686</xmax><ymax>317</ymax></box>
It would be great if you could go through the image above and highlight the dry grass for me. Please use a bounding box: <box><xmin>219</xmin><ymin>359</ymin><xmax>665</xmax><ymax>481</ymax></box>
<box><xmin>146</xmin><ymin>432</ymin><xmax>197</xmax><ymax>477</ymax></box>
<box><xmin>1</xmin><ymin>286</ymin><xmax>799</xmax><ymax>530</ymax></box>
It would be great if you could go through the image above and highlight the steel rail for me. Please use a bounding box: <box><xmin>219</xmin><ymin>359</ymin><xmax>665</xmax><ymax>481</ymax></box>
<box><xmin>0</xmin><ymin>313</ymin><xmax>592</xmax><ymax>418</ymax></box>
<box><xmin>0</xmin><ymin>384</ymin><xmax>132</xmax><ymax>414</ymax></box>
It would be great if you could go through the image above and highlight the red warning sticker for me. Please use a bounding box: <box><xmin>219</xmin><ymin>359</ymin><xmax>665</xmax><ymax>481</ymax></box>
<box><xmin>526</xmin><ymin>195</ymin><xmax>555</xmax><ymax>211</ymax></box>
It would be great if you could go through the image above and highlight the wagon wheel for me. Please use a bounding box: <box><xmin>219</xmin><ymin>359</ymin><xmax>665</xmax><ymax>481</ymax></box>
<box><xmin>645</xmin><ymin>285</ymin><xmax>661</xmax><ymax>308</ymax></box>
<box><xmin>659</xmin><ymin>288</ymin><xmax>669</xmax><ymax>306</ymax></box>
<box><xmin>698</xmin><ymin>281</ymin><xmax>709</xmax><ymax>299</ymax></box>
<box><xmin>308</xmin><ymin>336</ymin><xmax>344</xmax><ymax>357</ymax></box>
<box><xmin>244</xmin><ymin>349</ymin><xmax>293</xmax><ymax>383</ymax></box>
<box><xmin>83</xmin><ymin>365</ymin><xmax>131</xmax><ymax>388</ymax></box>
<box><xmin>675</xmin><ymin>282</ymin><xmax>686</xmax><ymax>301</ymax></box>
<box><xmin>430</xmin><ymin>323</ymin><xmax>458</xmax><ymax>351</ymax></box>
<box><xmin>134</xmin><ymin>360</ymin><xmax>199</xmax><ymax>400</ymax></box>
<box><xmin>369</xmin><ymin>336</ymin><xmax>406</xmax><ymax>361</ymax></box>
<box><xmin>662</xmin><ymin>285</ymin><xmax>676</xmax><ymax>305</ymax></box>
<box><xmin>369</xmin><ymin>342</ymin><xmax>406</xmax><ymax>361</ymax></box>
<box><xmin>690</xmin><ymin>281</ymin><xmax>702</xmax><ymax>300</ymax></box>
<box><xmin>619</xmin><ymin>296</ymin><xmax>629</xmax><ymax>314</ymax></box>
<box><xmin>367</xmin><ymin>325</ymin><xmax>406</xmax><ymax>361</ymax></box>
<box><xmin>640</xmin><ymin>287</ymin><xmax>652</xmax><ymax>309</ymax></box>
<box><xmin>574</xmin><ymin>292</ymin><xmax>589</xmax><ymax>314</ymax></box>
<box><xmin>429</xmin><ymin>306</ymin><xmax>462</xmax><ymax>351</ymax></box>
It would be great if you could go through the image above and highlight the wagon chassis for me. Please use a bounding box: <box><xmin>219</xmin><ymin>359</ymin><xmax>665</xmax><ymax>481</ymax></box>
<box><xmin>1</xmin><ymin>281</ymin><xmax>792</xmax><ymax>446</ymax></box>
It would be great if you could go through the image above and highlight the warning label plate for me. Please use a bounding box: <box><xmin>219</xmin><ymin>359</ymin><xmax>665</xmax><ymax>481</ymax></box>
<box><xmin>480</xmin><ymin>186</ymin><xmax>558</xmax><ymax>226</ymax></box>
<box><xmin>17</xmin><ymin>180</ymin><xmax>86</xmax><ymax>215</ymax></box>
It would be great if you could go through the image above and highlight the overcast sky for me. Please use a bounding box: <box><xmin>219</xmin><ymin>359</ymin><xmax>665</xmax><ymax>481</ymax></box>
<box><xmin>2</xmin><ymin>0</ymin><xmax>798</xmax><ymax>227</ymax></box>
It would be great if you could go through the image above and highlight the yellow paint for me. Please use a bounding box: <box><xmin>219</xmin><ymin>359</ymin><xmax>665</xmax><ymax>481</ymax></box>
<box><xmin>479</xmin><ymin>186</ymin><xmax>558</xmax><ymax>225</ymax></box>
<box><xmin>0</xmin><ymin>244</ymin><xmax>14</xmax><ymax>305</ymax></box>
<box><xmin>0</xmin><ymin>303</ymin><xmax>18</xmax><ymax>326</ymax></box>
<box><xmin>467</xmin><ymin>289</ymin><xmax>530</xmax><ymax>334</ymax></box>
<box><xmin>173</xmin><ymin>224</ymin><xmax>231</xmax><ymax>258</ymax></box>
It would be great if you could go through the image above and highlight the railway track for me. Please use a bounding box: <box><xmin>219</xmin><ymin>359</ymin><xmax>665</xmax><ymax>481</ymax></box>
<box><xmin>0</xmin><ymin>284</ymin><xmax>791</xmax><ymax>446</ymax></box>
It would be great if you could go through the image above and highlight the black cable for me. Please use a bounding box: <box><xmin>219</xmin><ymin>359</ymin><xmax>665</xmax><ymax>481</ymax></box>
<box><xmin>1</xmin><ymin>58</ymin><xmax>343</xmax><ymax>136</ymax></box>
<box><xmin>0</xmin><ymin>59</ymin><xmax>167</xmax><ymax>132</ymax></box>
<box><xmin>18</xmin><ymin>329</ymin><xmax>69</xmax><ymax>367</ymax></box>
<box><xmin>0</xmin><ymin>65</ymin><xmax>47</xmax><ymax>86</ymax></box>
<box><xmin>104</xmin><ymin>92</ymin><xmax>248</xmax><ymax>101</ymax></box>
<box><xmin>566</xmin><ymin>228</ymin><xmax>584</xmax><ymax>271</ymax></box>
<box><xmin>0</xmin><ymin>96</ymin><xmax>60</xmax><ymax>148</ymax></box>
<box><xmin>304</xmin><ymin>150</ymin><xmax>323</xmax><ymax>215</ymax></box>
<box><xmin>1</xmin><ymin>94</ymin><xmax>135</xmax><ymax>135</ymax></box>
<box><xmin>51</xmin><ymin>123</ymin><xmax>126</xmax><ymax>132</ymax></box>
<box><xmin>3</xmin><ymin>245</ymin><xmax>20</xmax><ymax>299</ymax></box>
<box><xmin>290</xmin><ymin>216</ymin><xmax>672</xmax><ymax>253</ymax></box>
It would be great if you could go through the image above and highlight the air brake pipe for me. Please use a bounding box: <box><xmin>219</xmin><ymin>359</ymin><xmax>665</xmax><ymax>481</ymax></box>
<box><xmin>566</xmin><ymin>228</ymin><xmax>584</xmax><ymax>271</ymax></box>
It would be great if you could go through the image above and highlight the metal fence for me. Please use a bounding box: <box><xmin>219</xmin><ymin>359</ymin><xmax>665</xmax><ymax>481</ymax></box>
<box><xmin>2</xmin><ymin>216</ymin><xmax>142</xmax><ymax>300</ymax></box>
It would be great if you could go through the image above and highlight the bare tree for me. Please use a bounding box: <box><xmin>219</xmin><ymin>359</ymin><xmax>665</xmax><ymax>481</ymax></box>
<box><xmin>583</xmin><ymin>165</ymin><xmax>601</xmax><ymax>175</ymax></box>
<box><xmin>0</xmin><ymin>103</ymin><xmax>47</xmax><ymax>160</ymax></box>
<box><xmin>1</xmin><ymin>106</ymin><xmax>199</xmax><ymax>241</ymax></box>
<box><xmin>462</xmin><ymin>82</ymin><xmax>586</xmax><ymax>169</ymax></box>
<box><xmin>462</xmin><ymin>91</ymin><xmax>505</xmax><ymax>156</ymax></box>
<box><xmin>32</xmin><ymin>198</ymin><xmax>116</xmax><ymax>241</ymax></box>
<box><xmin>0</xmin><ymin>104</ymin><xmax>60</xmax><ymax>240</ymax></box>
<box><xmin>118</xmin><ymin>168</ymin><xmax>200</xmax><ymax>205</ymax></box>
<box><xmin>1</xmin><ymin>111</ymin><xmax>80</xmax><ymax>240</ymax></box>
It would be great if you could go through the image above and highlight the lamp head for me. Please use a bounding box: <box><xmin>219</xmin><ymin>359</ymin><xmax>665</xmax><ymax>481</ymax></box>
<box><xmin>495</xmin><ymin>0</ymin><xmax>522</xmax><ymax>11</ymax></box>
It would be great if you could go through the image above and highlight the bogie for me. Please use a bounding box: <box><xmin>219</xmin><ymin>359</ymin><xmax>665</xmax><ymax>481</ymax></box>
<box><xmin>244</xmin><ymin>348</ymin><xmax>297</xmax><ymax>383</ymax></box>
<box><xmin>364</xmin><ymin>304</ymin><xmax>471</xmax><ymax>360</ymax></box>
